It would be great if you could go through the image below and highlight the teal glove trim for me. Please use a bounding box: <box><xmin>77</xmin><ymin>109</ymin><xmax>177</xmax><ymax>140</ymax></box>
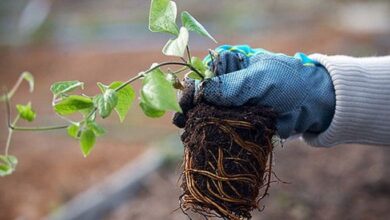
<box><xmin>203</xmin><ymin>45</ymin><xmax>281</xmax><ymax>65</ymax></box>
<box><xmin>294</xmin><ymin>52</ymin><xmax>320</xmax><ymax>66</ymax></box>
<box><xmin>204</xmin><ymin>45</ymin><xmax>316</xmax><ymax>67</ymax></box>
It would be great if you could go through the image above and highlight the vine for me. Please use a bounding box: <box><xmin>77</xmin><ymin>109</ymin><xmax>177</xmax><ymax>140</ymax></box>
<box><xmin>0</xmin><ymin>0</ymin><xmax>216</xmax><ymax>177</ymax></box>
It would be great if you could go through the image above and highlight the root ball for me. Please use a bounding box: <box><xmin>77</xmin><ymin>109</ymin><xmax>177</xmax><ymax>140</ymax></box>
<box><xmin>180</xmin><ymin>102</ymin><xmax>277</xmax><ymax>219</ymax></box>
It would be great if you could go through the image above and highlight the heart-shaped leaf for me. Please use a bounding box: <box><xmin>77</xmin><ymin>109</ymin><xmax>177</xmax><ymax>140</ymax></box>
<box><xmin>80</xmin><ymin>129</ymin><xmax>96</xmax><ymax>157</ymax></box>
<box><xmin>141</xmin><ymin>67</ymin><xmax>181</xmax><ymax>114</ymax></box>
<box><xmin>0</xmin><ymin>155</ymin><xmax>18</xmax><ymax>177</ymax></box>
<box><xmin>21</xmin><ymin>72</ymin><xmax>34</xmax><ymax>93</ymax></box>
<box><xmin>67</xmin><ymin>123</ymin><xmax>81</xmax><ymax>139</ymax></box>
<box><xmin>54</xmin><ymin>95</ymin><xmax>94</xmax><ymax>115</ymax></box>
<box><xmin>181</xmin><ymin>11</ymin><xmax>217</xmax><ymax>43</ymax></box>
<box><xmin>108</xmin><ymin>82</ymin><xmax>135</xmax><ymax>122</ymax></box>
<box><xmin>162</xmin><ymin>27</ymin><xmax>189</xmax><ymax>57</ymax></box>
<box><xmin>93</xmin><ymin>89</ymin><xmax>118</xmax><ymax>119</ymax></box>
<box><xmin>50</xmin><ymin>81</ymin><xmax>84</xmax><ymax>97</ymax></box>
<box><xmin>87</xmin><ymin>121</ymin><xmax>106</xmax><ymax>137</ymax></box>
<box><xmin>149</xmin><ymin>0</ymin><xmax>179</xmax><ymax>35</ymax></box>
<box><xmin>139</xmin><ymin>98</ymin><xmax>166</xmax><ymax>118</ymax></box>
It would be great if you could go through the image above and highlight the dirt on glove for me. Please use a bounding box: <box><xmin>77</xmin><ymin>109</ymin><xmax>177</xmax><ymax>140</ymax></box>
<box><xmin>179</xmin><ymin>101</ymin><xmax>278</xmax><ymax>220</ymax></box>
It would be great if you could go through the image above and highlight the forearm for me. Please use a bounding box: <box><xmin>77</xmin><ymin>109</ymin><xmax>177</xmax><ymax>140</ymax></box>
<box><xmin>303</xmin><ymin>54</ymin><xmax>390</xmax><ymax>147</ymax></box>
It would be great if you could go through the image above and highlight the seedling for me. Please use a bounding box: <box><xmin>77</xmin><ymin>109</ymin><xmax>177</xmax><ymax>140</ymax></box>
<box><xmin>1</xmin><ymin>1</ymin><xmax>278</xmax><ymax>219</ymax></box>
<box><xmin>1</xmin><ymin>0</ymin><xmax>215</xmax><ymax>164</ymax></box>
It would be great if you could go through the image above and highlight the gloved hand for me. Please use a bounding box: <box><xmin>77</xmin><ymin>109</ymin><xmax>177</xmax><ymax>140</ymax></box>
<box><xmin>172</xmin><ymin>46</ymin><xmax>261</xmax><ymax>128</ymax></box>
<box><xmin>205</xmin><ymin>45</ymin><xmax>336</xmax><ymax>138</ymax></box>
<box><xmin>173</xmin><ymin>45</ymin><xmax>336</xmax><ymax>139</ymax></box>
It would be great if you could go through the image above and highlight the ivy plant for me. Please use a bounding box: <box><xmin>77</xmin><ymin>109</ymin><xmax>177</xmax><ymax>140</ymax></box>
<box><xmin>0</xmin><ymin>0</ymin><xmax>216</xmax><ymax>176</ymax></box>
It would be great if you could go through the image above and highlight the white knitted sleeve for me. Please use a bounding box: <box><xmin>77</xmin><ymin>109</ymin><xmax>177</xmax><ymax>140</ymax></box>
<box><xmin>302</xmin><ymin>54</ymin><xmax>390</xmax><ymax>147</ymax></box>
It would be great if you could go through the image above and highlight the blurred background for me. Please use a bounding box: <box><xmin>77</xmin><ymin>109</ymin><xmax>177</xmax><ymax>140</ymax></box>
<box><xmin>0</xmin><ymin>0</ymin><xmax>389</xmax><ymax>219</ymax></box>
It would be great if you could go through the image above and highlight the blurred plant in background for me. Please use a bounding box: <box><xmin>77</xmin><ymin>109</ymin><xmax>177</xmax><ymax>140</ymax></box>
<box><xmin>1</xmin><ymin>0</ymin><xmax>389</xmax><ymax>54</ymax></box>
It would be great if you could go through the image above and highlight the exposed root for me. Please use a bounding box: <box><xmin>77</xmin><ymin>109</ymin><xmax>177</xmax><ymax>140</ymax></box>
<box><xmin>180</xmin><ymin>103</ymin><xmax>278</xmax><ymax>219</ymax></box>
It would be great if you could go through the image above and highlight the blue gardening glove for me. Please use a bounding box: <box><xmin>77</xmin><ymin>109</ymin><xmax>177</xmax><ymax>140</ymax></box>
<box><xmin>200</xmin><ymin>45</ymin><xmax>335</xmax><ymax>139</ymax></box>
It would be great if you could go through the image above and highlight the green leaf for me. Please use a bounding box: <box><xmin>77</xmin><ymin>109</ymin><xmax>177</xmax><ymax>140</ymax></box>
<box><xmin>87</xmin><ymin>121</ymin><xmax>106</xmax><ymax>136</ymax></box>
<box><xmin>191</xmin><ymin>57</ymin><xmax>207</xmax><ymax>74</ymax></box>
<box><xmin>54</xmin><ymin>95</ymin><xmax>94</xmax><ymax>115</ymax></box>
<box><xmin>97</xmin><ymin>82</ymin><xmax>109</xmax><ymax>93</ymax></box>
<box><xmin>79</xmin><ymin>107</ymin><xmax>96</xmax><ymax>118</ymax></box>
<box><xmin>0</xmin><ymin>165</ymin><xmax>11</xmax><ymax>177</ymax></box>
<box><xmin>67</xmin><ymin>124</ymin><xmax>80</xmax><ymax>139</ymax></box>
<box><xmin>0</xmin><ymin>155</ymin><xmax>17</xmax><ymax>167</ymax></box>
<box><xmin>181</xmin><ymin>11</ymin><xmax>217</xmax><ymax>43</ymax></box>
<box><xmin>0</xmin><ymin>155</ymin><xmax>18</xmax><ymax>177</ymax></box>
<box><xmin>16</xmin><ymin>102</ymin><xmax>36</xmax><ymax>122</ymax></box>
<box><xmin>0</xmin><ymin>72</ymin><xmax>34</xmax><ymax>102</ymax></box>
<box><xmin>21</xmin><ymin>72</ymin><xmax>34</xmax><ymax>93</ymax></box>
<box><xmin>141</xmin><ymin>67</ymin><xmax>182</xmax><ymax>113</ymax></box>
<box><xmin>204</xmin><ymin>69</ymin><xmax>215</xmax><ymax>79</ymax></box>
<box><xmin>50</xmin><ymin>81</ymin><xmax>84</xmax><ymax>97</ymax></box>
<box><xmin>187</xmin><ymin>56</ymin><xmax>207</xmax><ymax>80</ymax></box>
<box><xmin>108</xmin><ymin>82</ymin><xmax>136</xmax><ymax>122</ymax></box>
<box><xmin>93</xmin><ymin>89</ymin><xmax>118</xmax><ymax>119</ymax></box>
<box><xmin>149</xmin><ymin>0</ymin><xmax>179</xmax><ymax>35</ymax></box>
<box><xmin>139</xmin><ymin>99</ymin><xmax>165</xmax><ymax>118</ymax></box>
<box><xmin>186</xmin><ymin>72</ymin><xmax>203</xmax><ymax>80</ymax></box>
<box><xmin>80</xmin><ymin>129</ymin><xmax>96</xmax><ymax>157</ymax></box>
<box><xmin>162</xmin><ymin>27</ymin><xmax>189</xmax><ymax>57</ymax></box>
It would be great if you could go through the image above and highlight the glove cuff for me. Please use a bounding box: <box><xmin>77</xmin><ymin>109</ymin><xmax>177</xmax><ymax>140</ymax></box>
<box><xmin>302</xmin><ymin>54</ymin><xmax>390</xmax><ymax>147</ymax></box>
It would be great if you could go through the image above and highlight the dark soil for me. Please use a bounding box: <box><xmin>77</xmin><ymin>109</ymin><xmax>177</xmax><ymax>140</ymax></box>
<box><xmin>180</xmin><ymin>102</ymin><xmax>277</xmax><ymax>219</ymax></box>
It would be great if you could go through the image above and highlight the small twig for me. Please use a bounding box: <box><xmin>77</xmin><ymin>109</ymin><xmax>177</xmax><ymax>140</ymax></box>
<box><xmin>4</xmin><ymin>88</ymin><xmax>11</xmax><ymax>129</ymax></box>
<box><xmin>4</xmin><ymin>90</ymin><xmax>16</xmax><ymax>156</ymax></box>
<box><xmin>10</xmin><ymin>125</ymin><xmax>69</xmax><ymax>131</ymax></box>
<box><xmin>210</xmin><ymin>49</ymin><xmax>220</xmax><ymax>75</ymax></box>
<box><xmin>186</xmin><ymin>45</ymin><xmax>191</xmax><ymax>62</ymax></box>
<box><xmin>86</xmin><ymin>107</ymin><xmax>98</xmax><ymax>121</ymax></box>
<box><xmin>114</xmin><ymin>61</ymin><xmax>203</xmax><ymax>93</ymax></box>
<box><xmin>208</xmin><ymin>49</ymin><xmax>215</xmax><ymax>65</ymax></box>
<box><xmin>172</xmin><ymin>66</ymin><xmax>189</xmax><ymax>75</ymax></box>
<box><xmin>5</xmin><ymin>115</ymin><xmax>19</xmax><ymax>156</ymax></box>
<box><xmin>3</xmin><ymin>88</ymin><xmax>69</xmax><ymax>133</ymax></box>
<box><xmin>0</xmin><ymin>74</ymin><xmax>26</xmax><ymax>102</ymax></box>
<box><xmin>5</xmin><ymin>130</ymin><xmax>13</xmax><ymax>156</ymax></box>
<box><xmin>84</xmin><ymin>61</ymin><xmax>203</xmax><ymax>122</ymax></box>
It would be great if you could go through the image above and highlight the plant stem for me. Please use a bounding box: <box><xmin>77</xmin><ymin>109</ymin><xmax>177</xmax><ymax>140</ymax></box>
<box><xmin>86</xmin><ymin>107</ymin><xmax>98</xmax><ymax>121</ymax></box>
<box><xmin>84</xmin><ymin>61</ymin><xmax>203</xmax><ymax>121</ymax></box>
<box><xmin>10</xmin><ymin>125</ymin><xmax>69</xmax><ymax>131</ymax></box>
<box><xmin>4</xmin><ymin>90</ymin><xmax>69</xmax><ymax>133</ymax></box>
<box><xmin>209</xmin><ymin>49</ymin><xmax>215</xmax><ymax>64</ymax></box>
<box><xmin>0</xmin><ymin>74</ymin><xmax>26</xmax><ymax>102</ymax></box>
<box><xmin>172</xmin><ymin>66</ymin><xmax>189</xmax><ymax>74</ymax></box>
<box><xmin>115</xmin><ymin>61</ymin><xmax>203</xmax><ymax>92</ymax></box>
<box><xmin>186</xmin><ymin>45</ymin><xmax>191</xmax><ymax>62</ymax></box>
<box><xmin>5</xmin><ymin>115</ymin><xmax>19</xmax><ymax>156</ymax></box>
<box><xmin>209</xmin><ymin>49</ymin><xmax>219</xmax><ymax>74</ymax></box>
<box><xmin>114</xmin><ymin>74</ymin><xmax>143</xmax><ymax>92</ymax></box>
<box><xmin>5</xmin><ymin>131</ymin><xmax>12</xmax><ymax>156</ymax></box>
